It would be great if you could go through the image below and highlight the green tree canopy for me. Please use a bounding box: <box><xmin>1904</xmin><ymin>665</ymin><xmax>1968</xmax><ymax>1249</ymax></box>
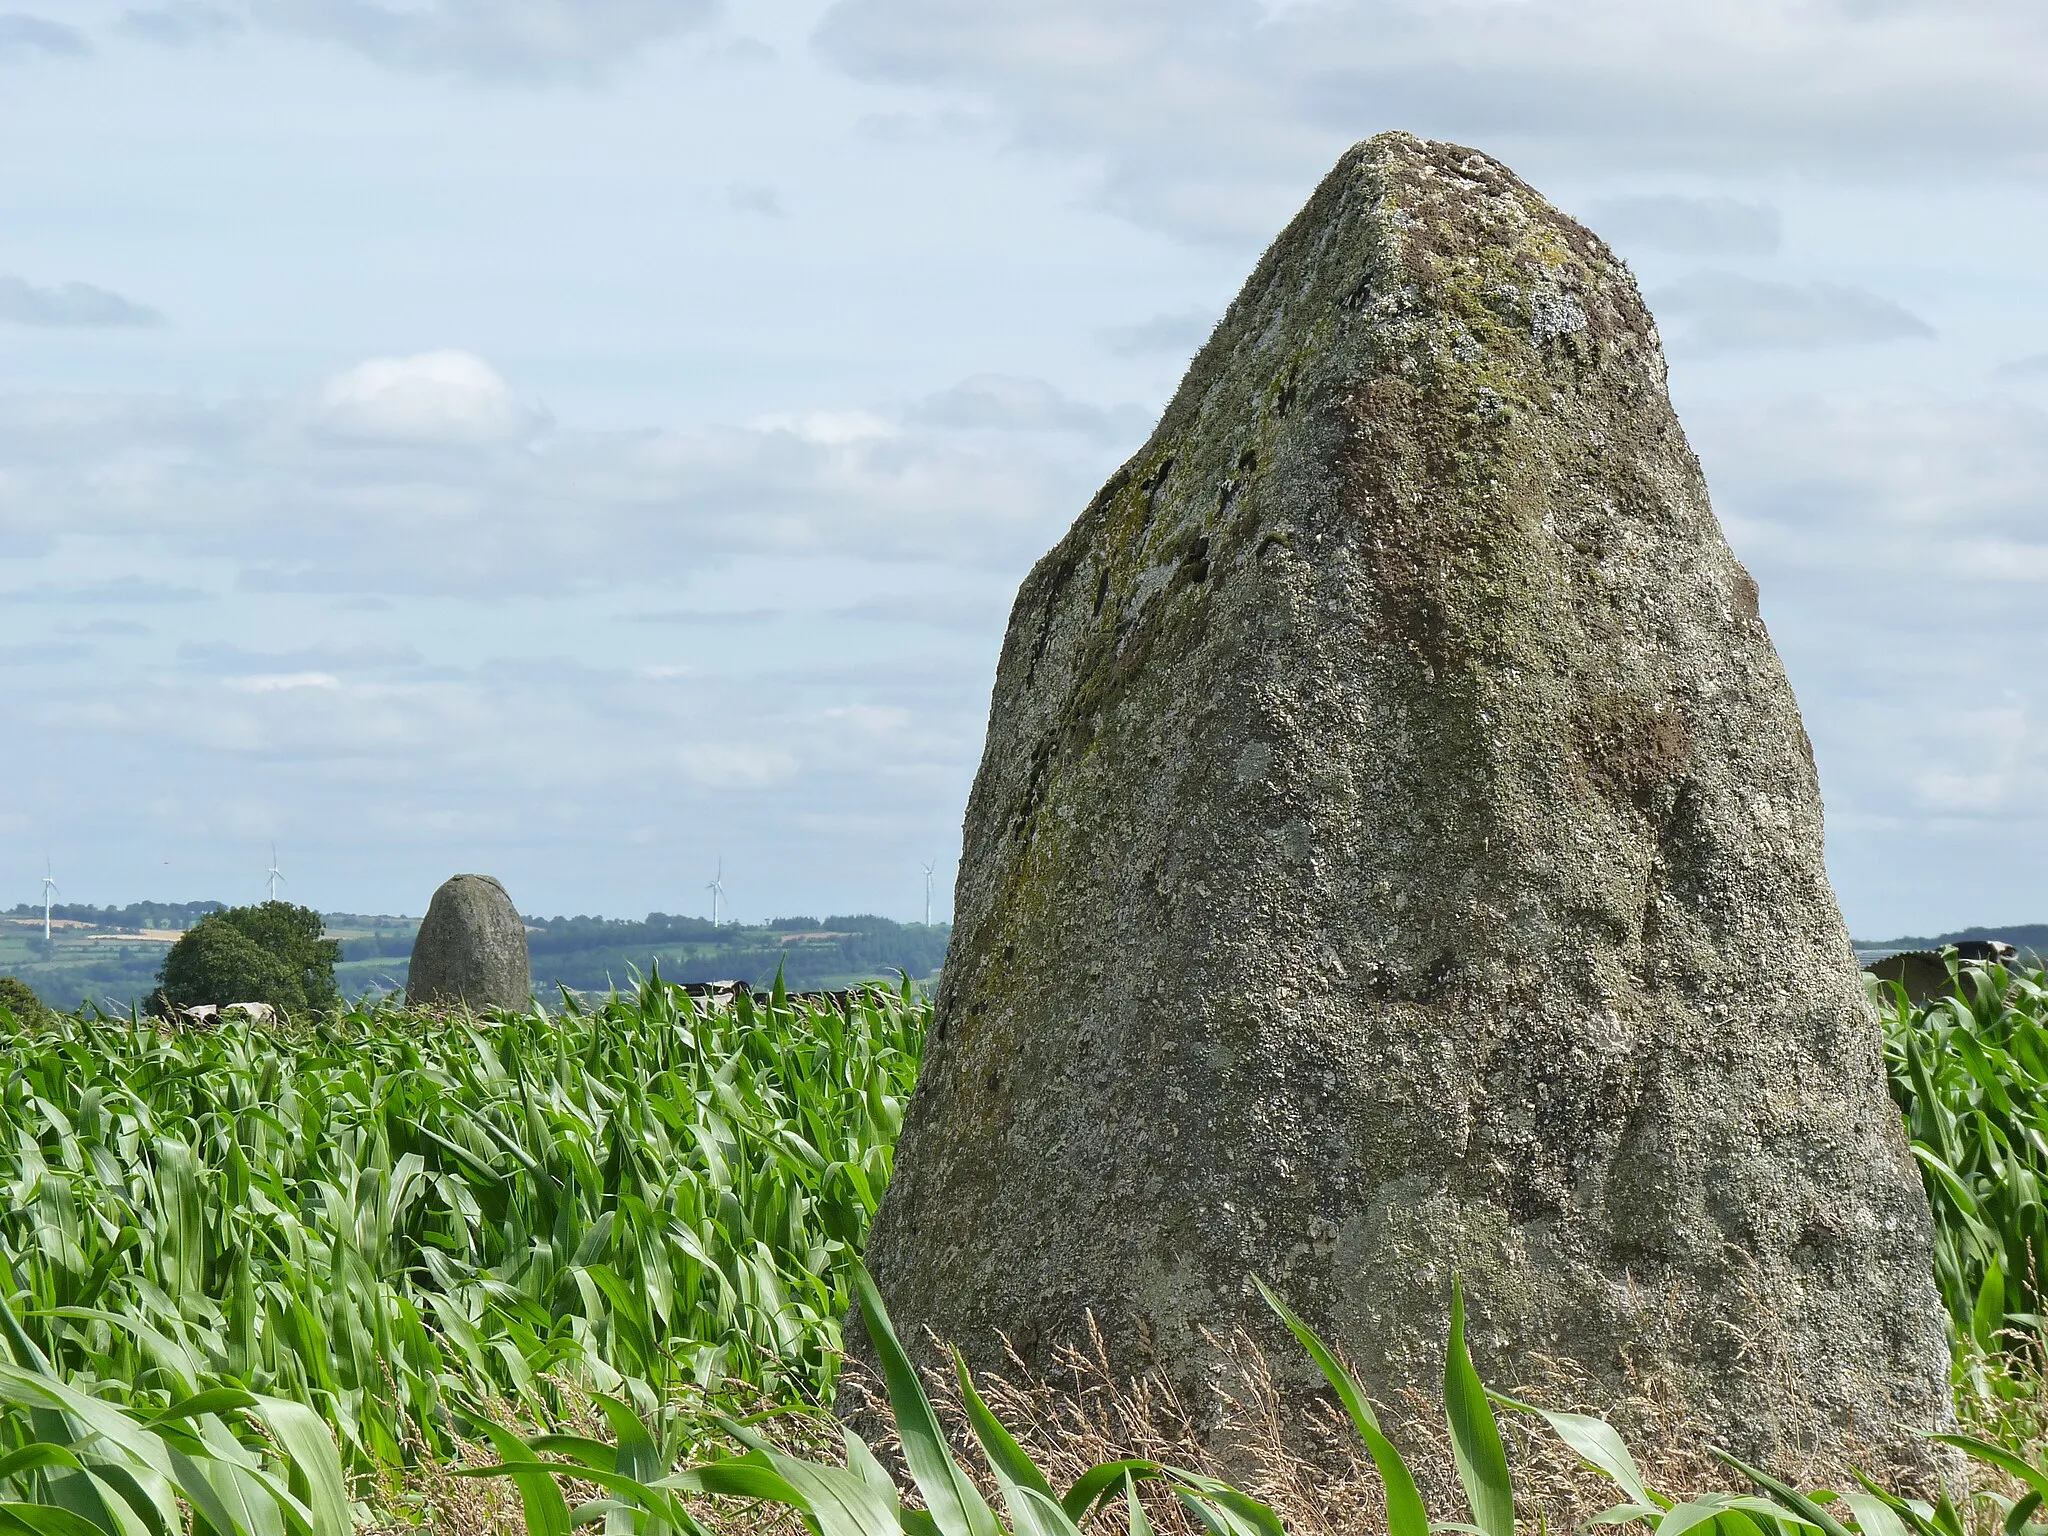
<box><xmin>156</xmin><ymin>901</ymin><xmax>341</xmax><ymax>1018</ymax></box>
<box><xmin>0</xmin><ymin>976</ymin><xmax>48</xmax><ymax>1024</ymax></box>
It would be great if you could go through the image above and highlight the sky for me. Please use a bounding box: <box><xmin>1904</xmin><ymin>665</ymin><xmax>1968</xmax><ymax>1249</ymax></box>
<box><xmin>2</xmin><ymin>0</ymin><xmax>2046</xmax><ymax>937</ymax></box>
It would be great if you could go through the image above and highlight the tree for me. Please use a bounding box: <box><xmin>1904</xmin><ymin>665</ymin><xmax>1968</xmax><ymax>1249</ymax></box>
<box><xmin>0</xmin><ymin>976</ymin><xmax>48</xmax><ymax>1025</ymax></box>
<box><xmin>156</xmin><ymin>901</ymin><xmax>341</xmax><ymax>1018</ymax></box>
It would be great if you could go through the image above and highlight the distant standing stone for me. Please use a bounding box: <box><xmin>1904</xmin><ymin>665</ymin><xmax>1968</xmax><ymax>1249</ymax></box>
<box><xmin>407</xmin><ymin>875</ymin><xmax>531</xmax><ymax>1011</ymax></box>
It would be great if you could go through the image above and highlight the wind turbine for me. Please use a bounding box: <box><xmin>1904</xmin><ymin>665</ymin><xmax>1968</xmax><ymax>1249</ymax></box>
<box><xmin>921</xmin><ymin>859</ymin><xmax>936</xmax><ymax>928</ymax></box>
<box><xmin>40</xmin><ymin>860</ymin><xmax>57</xmax><ymax>944</ymax></box>
<box><xmin>706</xmin><ymin>858</ymin><xmax>726</xmax><ymax>928</ymax></box>
<box><xmin>266</xmin><ymin>845</ymin><xmax>285</xmax><ymax>903</ymax></box>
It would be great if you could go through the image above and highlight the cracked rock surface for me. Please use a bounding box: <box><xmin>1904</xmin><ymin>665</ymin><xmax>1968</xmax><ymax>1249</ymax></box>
<box><xmin>856</xmin><ymin>132</ymin><xmax>1950</xmax><ymax>1472</ymax></box>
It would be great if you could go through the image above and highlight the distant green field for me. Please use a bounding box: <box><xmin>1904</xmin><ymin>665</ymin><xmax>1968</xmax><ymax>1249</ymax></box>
<box><xmin>2</xmin><ymin>902</ymin><xmax>947</xmax><ymax>1010</ymax></box>
<box><xmin>0</xmin><ymin>922</ymin><xmax>176</xmax><ymax>1011</ymax></box>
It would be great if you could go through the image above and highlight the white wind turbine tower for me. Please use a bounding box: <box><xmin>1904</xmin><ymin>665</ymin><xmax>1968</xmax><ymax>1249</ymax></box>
<box><xmin>921</xmin><ymin>859</ymin><xmax>936</xmax><ymax>928</ymax></box>
<box><xmin>40</xmin><ymin>860</ymin><xmax>57</xmax><ymax>944</ymax></box>
<box><xmin>266</xmin><ymin>845</ymin><xmax>285</xmax><ymax>903</ymax></box>
<box><xmin>706</xmin><ymin>858</ymin><xmax>726</xmax><ymax>928</ymax></box>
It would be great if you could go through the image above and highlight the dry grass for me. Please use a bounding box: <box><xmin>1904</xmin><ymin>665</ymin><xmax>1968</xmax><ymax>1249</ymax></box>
<box><xmin>378</xmin><ymin>1329</ymin><xmax>2048</xmax><ymax>1536</ymax></box>
<box><xmin>836</xmin><ymin>1320</ymin><xmax>1764</xmax><ymax>1536</ymax></box>
<box><xmin>929</xmin><ymin>1322</ymin><xmax>1393</xmax><ymax>1536</ymax></box>
<box><xmin>368</xmin><ymin>1378</ymin><xmax>837</xmax><ymax>1536</ymax></box>
<box><xmin>1948</xmin><ymin>1337</ymin><xmax>2048</xmax><ymax>1529</ymax></box>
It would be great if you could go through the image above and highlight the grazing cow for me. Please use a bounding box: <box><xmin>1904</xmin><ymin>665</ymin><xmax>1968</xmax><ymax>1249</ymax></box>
<box><xmin>1954</xmin><ymin>940</ymin><xmax>2018</xmax><ymax>965</ymax></box>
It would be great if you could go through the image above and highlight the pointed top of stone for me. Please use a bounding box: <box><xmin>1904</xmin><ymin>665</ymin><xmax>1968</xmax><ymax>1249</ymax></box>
<box><xmin>858</xmin><ymin>134</ymin><xmax>1949</xmax><ymax>1481</ymax></box>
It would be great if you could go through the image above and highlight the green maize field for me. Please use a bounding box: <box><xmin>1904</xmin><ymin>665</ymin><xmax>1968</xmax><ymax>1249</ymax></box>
<box><xmin>1876</xmin><ymin>957</ymin><xmax>2048</xmax><ymax>1366</ymax></box>
<box><xmin>2</xmin><ymin>952</ymin><xmax>2047</xmax><ymax>1536</ymax></box>
<box><xmin>0</xmin><ymin>973</ymin><xmax>922</xmax><ymax>1475</ymax></box>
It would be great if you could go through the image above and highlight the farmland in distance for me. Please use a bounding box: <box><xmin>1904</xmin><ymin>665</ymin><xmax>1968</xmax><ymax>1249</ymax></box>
<box><xmin>2</xmin><ymin>901</ymin><xmax>947</xmax><ymax>1010</ymax></box>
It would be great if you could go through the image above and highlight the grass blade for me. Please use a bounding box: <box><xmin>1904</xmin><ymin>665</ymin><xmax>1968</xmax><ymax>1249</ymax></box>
<box><xmin>1254</xmin><ymin>1277</ymin><xmax>1429</xmax><ymax>1536</ymax></box>
<box><xmin>1445</xmin><ymin>1279</ymin><xmax>1513</xmax><ymax>1536</ymax></box>
<box><xmin>848</xmin><ymin>1265</ymin><xmax>996</xmax><ymax>1536</ymax></box>
<box><xmin>1710</xmin><ymin>1450</ymin><xmax>1854</xmax><ymax>1536</ymax></box>
<box><xmin>1928</xmin><ymin>1434</ymin><xmax>2048</xmax><ymax>1501</ymax></box>
<box><xmin>1491</xmin><ymin>1391</ymin><xmax>1653</xmax><ymax>1508</ymax></box>
<box><xmin>953</xmin><ymin>1352</ymin><xmax>1059</xmax><ymax>1506</ymax></box>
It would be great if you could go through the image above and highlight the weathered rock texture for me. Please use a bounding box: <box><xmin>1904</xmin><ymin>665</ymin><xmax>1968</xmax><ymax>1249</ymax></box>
<box><xmin>859</xmin><ymin>134</ymin><xmax>1950</xmax><ymax>1471</ymax></box>
<box><xmin>407</xmin><ymin>875</ymin><xmax>531</xmax><ymax>1011</ymax></box>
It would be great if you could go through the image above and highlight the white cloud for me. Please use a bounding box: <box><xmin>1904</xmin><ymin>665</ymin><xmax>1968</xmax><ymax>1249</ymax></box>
<box><xmin>726</xmin><ymin>182</ymin><xmax>785</xmax><ymax>217</ymax></box>
<box><xmin>118</xmin><ymin>5</ymin><xmax>244</xmax><ymax>45</ymax></box>
<box><xmin>223</xmin><ymin>671</ymin><xmax>342</xmax><ymax>692</ymax></box>
<box><xmin>0</xmin><ymin>641</ymin><xmax>93</xmax><ymax>665</ymax></box>
<box><xmin>312</xmin><ymin>351</ymin><xmax>540</xmax><ymax>447</ymax></box>
<box><xmin>1678</xmin><ymin>390</ymin><xmax>2048</xmax><ymax>927</ymax></box>
<box><xmin>0</xmin><ymin>366</ymin><xmax>1123</xmax><ymax>599</ymax></box>
<box><xmin>677</xmin><ymin>743</ymin><xmax>800</xmax><ymax>788</ymax></box>
<box><xmin>1585</xmin><ymin>195</ymin><xmax>1782</xmax><ymax>255</ymax></box>
<box><xmin>182</xmin><ymin>639</ymin><xmax>421</xmax><ymax>671</ymax></box>
<box><xmin>1652</xmin><ymin>273</ymin><xmax>1934</xmax><ymax>354</ymax></box>
<box><xmin>1</xmin><ymin>577</ymin><xmax>213</xmax><ymax>605</ymax></box>
<box><xmin>814</xmin><ymin>0</ymin><xmax>2048</xmax><ymax>240</ymax></box>
<box><xmin>1909</xmin><ymin>701</ymin><xmax>2033</xmax><ymax>814</ymax></box>
<box><xmin>1097</xmin><ymin>309</ymin><xmax>1215</xmax><ymax>358</ymax></box>
<box><xmin>746</xmin><ymin>409</ymin><xmax>893</xmax><ymax>444</ymax></box>
<box><xmin>0</xmin><ymin>275</ymin><xmax>163</xmax><ymax>328</ymax></box>
<box><xmin>911</xmin><ymin>374</ymin><xmax>1140</xmax><ymax>438</ymax></box>
<box><xmin>254</xmin><ymin>0</ymin><xmax>716</xmax><ymax>81</ymax></box>
<box><xmin>0</xmin><ymin>13</ymin><xmax>88</xmax><ymax>58</ymax></box>
<box><xmin>0</xmin><ymin>392</ymin><xmax>229</xmax><ymax>451</ymax></box>
<box><xmin>825</xmin><ymin>703</ymin><xmax>912</xmax><ymax>735</ymax></box>
<box><xmin>1698</xmin><ymin>393</ymin><xmax>2048</xmax><ymax>550</ymax></box>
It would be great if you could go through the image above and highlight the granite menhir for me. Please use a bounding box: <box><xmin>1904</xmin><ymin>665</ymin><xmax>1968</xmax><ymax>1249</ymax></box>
<box><xmin>855</xmin><ymin>133</ymin><xmax>1950</xmax><ymax>1475</ymax></box>
<box><xmin>407</xmin><ymin>874</ymin><xmax>531</xmax><ymax>1012</ymax></box>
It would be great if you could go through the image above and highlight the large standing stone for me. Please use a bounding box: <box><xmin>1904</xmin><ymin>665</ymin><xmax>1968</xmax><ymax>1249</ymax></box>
<box><xmin>858</xmin><ymin>134</ymin><xmax>1949</xmax><ymax>1471</ymax></box>
<box><xmin>407</xmin><ymin>875</ymin><xmax>531</xmax><ymax>1011</ymax></box>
